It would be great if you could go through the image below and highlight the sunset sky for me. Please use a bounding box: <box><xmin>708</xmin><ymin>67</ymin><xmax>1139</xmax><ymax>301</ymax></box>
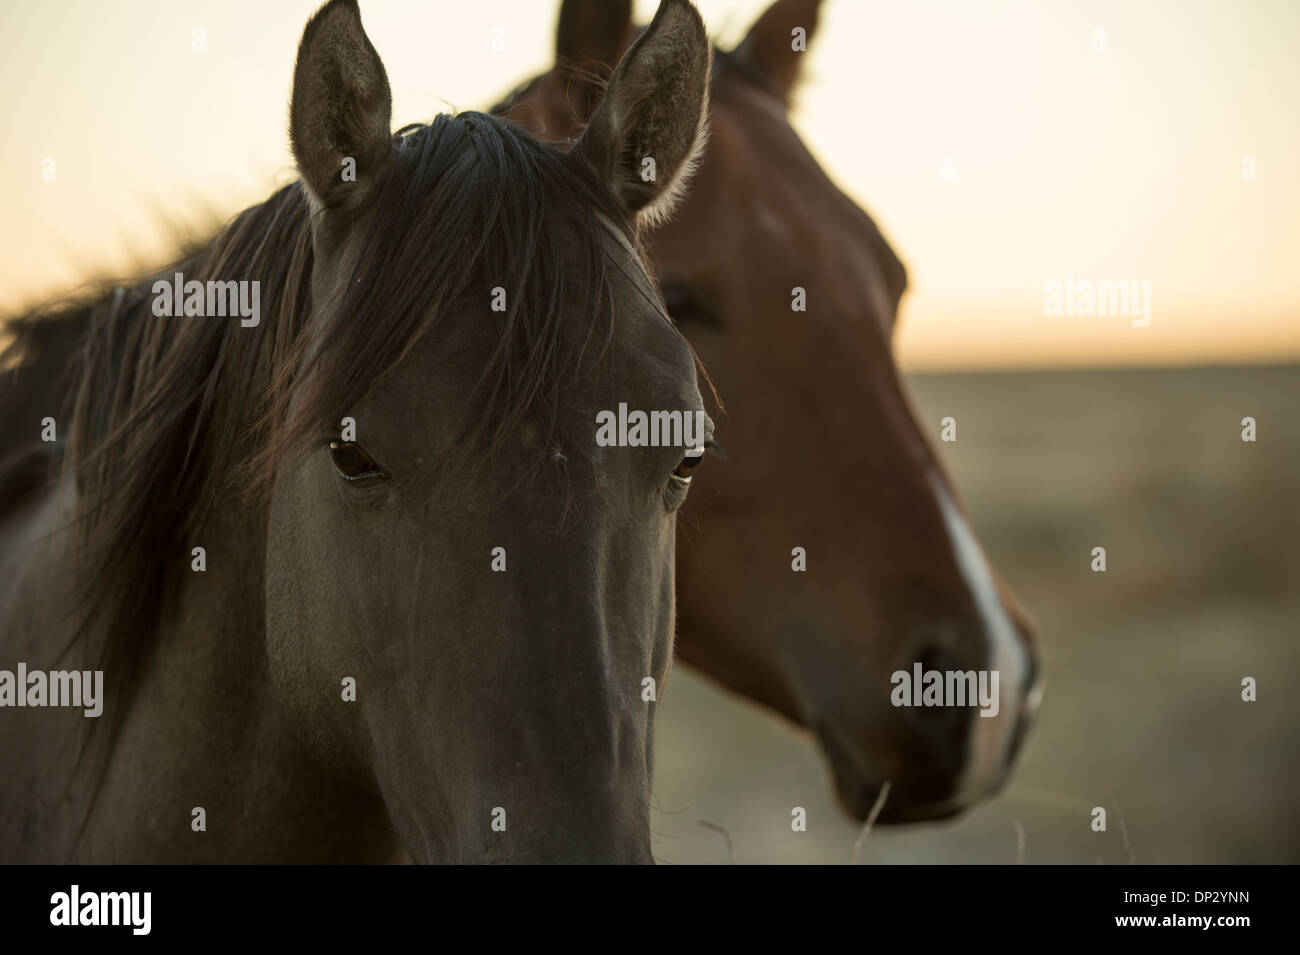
<box><xmin>2</xmin><ymin>0</ymin><xmax>1296</xmax><ymax>370</ymax></box>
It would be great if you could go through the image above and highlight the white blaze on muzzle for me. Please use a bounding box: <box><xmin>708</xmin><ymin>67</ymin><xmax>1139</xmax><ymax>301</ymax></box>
<box><xmin>926</xmin><ymin>469</ymin><xmax>1033</xmax><ymax>798</ymax></box>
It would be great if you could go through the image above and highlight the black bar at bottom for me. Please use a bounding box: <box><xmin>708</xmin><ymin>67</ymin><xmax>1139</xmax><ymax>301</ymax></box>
<box><xmin>0</xmin><ymin>863</ymin><xmax>1280</xmax><ymax>941</ymax></box>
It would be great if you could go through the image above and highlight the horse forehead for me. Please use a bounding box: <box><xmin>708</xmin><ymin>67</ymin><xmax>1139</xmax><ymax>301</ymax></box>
<box><xmin>589</xmin><ymin>219</ymin><xmax>696</xmax><ymax>384</ymax></box>
<box><xmin>511</xmin><ymin>72</ymin><xmax>584</xmax><ymax>142</ymax></box>
<box><xmin>740</xmin><ymin>189</ymin><xmax>789</xmax><ymax>242</ymax></box>
<box><xmin>698</xmin><ymin>98</ymin><xmax>835</xmax><ymax>240</ymax></box>
<box><xmin>699</xmin><ymin>91</ymin><xmax>902</xmax><ymax>332</ymax></box>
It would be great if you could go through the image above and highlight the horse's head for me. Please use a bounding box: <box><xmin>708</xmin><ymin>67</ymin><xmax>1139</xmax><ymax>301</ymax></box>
<box><xmin>499</xmin><ymin>0</ymin><xmax>1042</xmax><ymax>822</ymax></box>
<box><xmin>263</xmin><ymin>0</ymin><xmax>711</xmax><ymax>861</ymax></box>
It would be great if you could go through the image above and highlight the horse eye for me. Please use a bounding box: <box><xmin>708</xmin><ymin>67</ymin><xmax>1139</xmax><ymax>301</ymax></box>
<box><xmin>660</xmin><ymin>281</ymin><xmax>718</xmax><ymax>326</ymax></box>
<box><xmin>329</xmin><ymin>441</ymin><xmax>386</xmax><ymax>481</ymax></box>
<box><xmin>672</xmin><ymin>446</ymin><xmax>707</xmax><ymax>483</ymax></box>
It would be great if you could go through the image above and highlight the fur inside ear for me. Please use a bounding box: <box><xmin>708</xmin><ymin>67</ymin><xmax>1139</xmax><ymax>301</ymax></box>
<box><xmin>289</xmin><ymin>0</ymin><xmax>393</xmax><ymax>213</ymax></box>
<box><xmin>637</xmin><ymin>113</ymin><xmax>708</xmax><ymax>231</ymax></box>
<box><xmin>573</xmin><ymin>0</ymin><xmax>711</xmax><ymax>230</ymax></box>
<box><xmin>628</xmin><ymin>87</ymin><xmax>710</xmax><ymax>232</ymax></box>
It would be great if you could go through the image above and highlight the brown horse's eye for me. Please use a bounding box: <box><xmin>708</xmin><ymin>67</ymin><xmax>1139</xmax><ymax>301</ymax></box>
<box><xmin>660</xmin><ymin>281</ymin><xmax>719</xmax><ymax>327</ymax></box>
<box><xmin>672</xmin><ymin>446</ymin><xmax>707</xmax><ymax>483</ymax></box>
<box><xmin>329</xmin><ymin>441</ymin><xmax>386</xmax><ymax>481</ymax></box>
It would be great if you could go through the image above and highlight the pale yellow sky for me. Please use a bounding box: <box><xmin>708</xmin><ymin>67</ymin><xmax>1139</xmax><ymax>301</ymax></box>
<box><xmin>1</xmin><ymin>0</ymin><xmax>1296</xmax><ymax>370</ymax></box>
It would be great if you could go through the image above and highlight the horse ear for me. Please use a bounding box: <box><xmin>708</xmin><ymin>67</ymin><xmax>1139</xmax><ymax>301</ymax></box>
<box><xmin>572</xmin><ymin>0</ymin><xmax>711</xmax><ymax>228</ymax></box>
<box><xmin>553</xmin><ymin>0</ymin><xmax>635</xmax><ymax>121</ymax></box>
<box><xmin>556</xmin><ymin>0</ymin><xmax>634</xmax><ymax>70</ymax></box>
<box><xmin>289</xmin><ymin>0</ymin><xmax>393</xmax><ymax>213</ymax></box>
<box><xmin>732</xmin><ymin>0</ymin><xmax>823</xmax><ymax>104</ymax></box>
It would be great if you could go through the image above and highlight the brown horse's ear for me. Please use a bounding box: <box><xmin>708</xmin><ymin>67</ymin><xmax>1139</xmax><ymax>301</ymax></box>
<box><xmin>732</xmin><ymin>0</ymin><xmax>823</xmax><ymax>105</ymax></box>
<box><xmin>557</xmin><ymin>0</ymin><xmax>633</xmax><ymax>64</ymax></box>
<box><xmin>573</xmin><ymin>0</ymin><xmax>711</xmax><ymax>229</ymax></box>
<box><xmin>555</xmin><ymin>0</ymin><xmax>635</xmax><ymax>120</ymax></box>
<box><xmin>289</xmin><ymin>0</ymin><xmax>393</xmax><ymax>213</ymax></box>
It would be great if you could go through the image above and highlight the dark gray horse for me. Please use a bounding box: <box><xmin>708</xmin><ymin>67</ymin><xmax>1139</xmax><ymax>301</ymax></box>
<box><xmin>0</xmin><ymin>0</ymin><xmax>712</xmax><ymax>863</ymax></box>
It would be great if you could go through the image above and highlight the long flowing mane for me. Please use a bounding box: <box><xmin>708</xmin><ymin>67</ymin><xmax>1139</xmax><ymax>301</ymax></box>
<box><xmin>0</xmin><ymin>110</ymin><xmax>631</xmax><ymax>790</ymax></box>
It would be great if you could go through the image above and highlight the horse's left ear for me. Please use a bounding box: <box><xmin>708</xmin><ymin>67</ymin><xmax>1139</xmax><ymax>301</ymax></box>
<box><xmin>289</xmin><ymin>0</ymin><xmax>393</xmax><ymax>214</ymax></box>
<box><xmin>573</xmin><ymin>0</ymin><xmax>711</xmax><ymax>228</ymax></box>
<box><xmin>554</xmin><ymin>0</ymin><xmax>635</xmax><ymax>120</ymax></box>
<box><xmin>557</xmin><ymin>0</ymin><xmax>633</xmax><ymax>66</ymax></box>
<box><xmin>732</xmin><ymin>0</ymin><xmax>824</xmax><ymax>105</ymax></box>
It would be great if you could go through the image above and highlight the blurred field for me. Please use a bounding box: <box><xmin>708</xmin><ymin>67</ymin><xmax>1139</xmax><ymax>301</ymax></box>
<box><xmin>651</xmin><ymin>364</ymin><xmax>1300</xmax><ymax>864</ymax></box>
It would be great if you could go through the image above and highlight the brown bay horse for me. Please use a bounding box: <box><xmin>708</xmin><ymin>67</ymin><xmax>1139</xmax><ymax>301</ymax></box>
<box><xmin>495</xmin><ymin>0</ymin><xmax>1044</xmax><ymax>822</ymax></box>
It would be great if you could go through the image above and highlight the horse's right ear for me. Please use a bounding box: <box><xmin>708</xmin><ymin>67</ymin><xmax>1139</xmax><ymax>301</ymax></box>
<box><xmin>289</xmin><ymin>0</ymin><xmax>393</xmax><ymax>214</ymax></box>
<box><xmin>732</xmin><ymin>0</ymin><xmax>824</xmax><ymax>105</ymax></box>
<box><xmin>572</xmin><ymin>0</ymin><xmax>711</xmax><ymax>229</ymax></box>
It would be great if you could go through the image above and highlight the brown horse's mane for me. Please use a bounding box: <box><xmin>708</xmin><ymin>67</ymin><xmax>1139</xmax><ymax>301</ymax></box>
<box><xmin>0</xmin><ymin>110</ymin><xmax>630</xmax><ymax>797</ymax></box>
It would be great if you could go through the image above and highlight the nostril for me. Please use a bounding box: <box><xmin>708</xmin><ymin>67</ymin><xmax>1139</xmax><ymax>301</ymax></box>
<box><xmin>915</xmin><ymin>645</ymin><xmax>953</xmax><ymax>675</ymax></box>
<box><xmin>900</xmin><ymin>643</ymin><xmax>965</xmax><ymax>726</ymax></box>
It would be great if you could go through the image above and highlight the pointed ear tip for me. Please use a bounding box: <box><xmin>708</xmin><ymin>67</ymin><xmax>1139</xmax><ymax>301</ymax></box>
<box><xmin>655</xmin><ymin>0</ymin><xmax>707</xmax><ymax>30</ymax></box>
<box><xmin>298</xmin><ymin>0</ymin><xmax>363</xmax><ymax>51</ymax></box>
<box><xmin>656</xmin><ymin>0</ymin><xmax>711</xmax><ymax>63</ymax></box>
<box><xmin>306</xmin><ymin>0</ymin><xmax>367</xmax><ymax>35</ymax></box>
